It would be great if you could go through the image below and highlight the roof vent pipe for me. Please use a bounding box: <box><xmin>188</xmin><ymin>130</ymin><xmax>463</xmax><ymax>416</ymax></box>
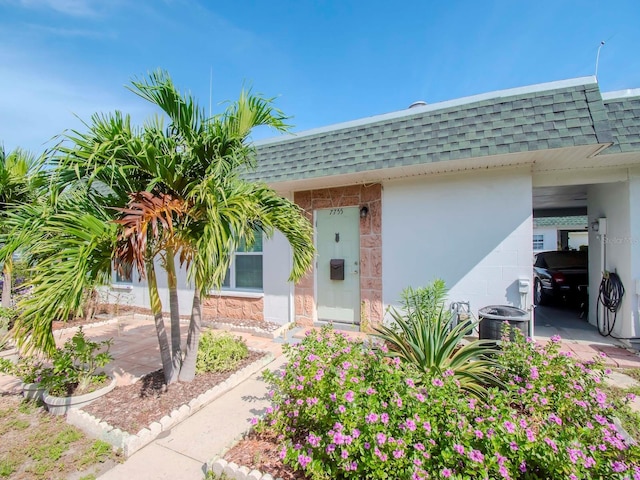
<box><xmin>408</xmin><ymin>100</ymin><xmax>427</xmax><ymax>109</ymax></box>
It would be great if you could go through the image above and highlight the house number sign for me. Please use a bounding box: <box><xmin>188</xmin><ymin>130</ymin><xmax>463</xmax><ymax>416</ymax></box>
<box><xmin>329</xmin><ymin>208</ymin><xmax>344</xmax><ymax>215</ymax></box>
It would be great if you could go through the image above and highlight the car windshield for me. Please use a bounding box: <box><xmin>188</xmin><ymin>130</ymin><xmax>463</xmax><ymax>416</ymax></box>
<box><xmin>541</xmin><ymin>251</ymin><xmax>587</xmax><ymax>269</ymax></box>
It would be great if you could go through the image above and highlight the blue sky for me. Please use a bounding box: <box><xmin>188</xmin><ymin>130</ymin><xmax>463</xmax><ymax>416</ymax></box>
<box><xmin>1</xmin><ymin>0</ymin><xmax>639</xmax><ymax>153</ymax></box>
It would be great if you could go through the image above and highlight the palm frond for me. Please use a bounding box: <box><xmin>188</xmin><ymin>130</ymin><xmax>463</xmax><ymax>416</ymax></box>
<box><xmin>114</xmin><ymin>191</ymin><xmax>190</xmax><ymax>276</ymax></box>
<box><xmin>11</xmin><ymin>197</ymin><xmax>117</xmax><ymax>353</ymax></box>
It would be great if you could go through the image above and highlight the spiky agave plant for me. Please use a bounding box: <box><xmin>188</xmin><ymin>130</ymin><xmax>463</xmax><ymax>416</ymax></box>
<box><xmin>374</xmin><ymin>305</ymin><xmax>502</xmax><ymax>400</ymax></box>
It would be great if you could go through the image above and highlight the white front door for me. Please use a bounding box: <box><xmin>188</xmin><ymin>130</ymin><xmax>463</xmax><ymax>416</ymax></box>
<box><xmin>316</xmin><ymin>207</ymin><xmax>360</xmax><ymax>325</ymax></box>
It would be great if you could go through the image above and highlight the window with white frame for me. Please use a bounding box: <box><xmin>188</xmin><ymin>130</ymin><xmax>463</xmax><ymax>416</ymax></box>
<box><xmin>222</xmin><ymin>233</ymin><xmax>263</xmax><ymax>291</ymax></box>
<box><xmin>533</xmin><ymin>234</ymin><xmax>544</xmax><ymax>250</ymax></box>
<box><xmin>115</xmin><ymin>262</ymin><xmax>133</xmax><ymax>284</ymax></box>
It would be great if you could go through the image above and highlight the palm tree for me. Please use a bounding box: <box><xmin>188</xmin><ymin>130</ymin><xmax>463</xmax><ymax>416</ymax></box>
<box><xmin>6</xmin><ymin>71</ymin><xmax>314</xmax><ymax>384</ymax></box>
<box><xmin>0</xmin><ymin>147</ymin><xmax>44</xmax><ymax>308</ymax></box>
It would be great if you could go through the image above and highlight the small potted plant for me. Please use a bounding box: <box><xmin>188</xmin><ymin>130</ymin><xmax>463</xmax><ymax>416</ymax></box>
<box><xmin>41</xmin><ymin>328</ymin><xmax>115</xmax><ymax>415</ymax></box>
<box><xmin>0</xmin><ymin>355</ymin><xmax>48</xmax><ymax>401</ymax></box>
<box><xmin>17</xmin><ymin>357</ymin><xmax>48</xmax><ymax>401</ymax></box>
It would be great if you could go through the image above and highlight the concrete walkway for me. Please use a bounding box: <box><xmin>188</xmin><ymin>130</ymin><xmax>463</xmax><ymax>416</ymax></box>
<box><xmin>534</xmin><ymin>305</ymin><xmax>640</xmax><ymax>368</ymax></box>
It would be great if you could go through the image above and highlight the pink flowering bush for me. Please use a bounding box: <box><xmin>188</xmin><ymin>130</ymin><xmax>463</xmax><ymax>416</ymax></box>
<box><xmin>259</xmin><ymin>326</ymin><xmax>640</xmax><ymax>479</ymax></box>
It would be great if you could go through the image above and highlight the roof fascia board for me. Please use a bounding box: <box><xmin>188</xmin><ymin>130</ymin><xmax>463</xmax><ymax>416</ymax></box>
<box><xmin>602</xmin><ymin>88</ymin><xmax>640</xmax><ymax>100</ymax></box>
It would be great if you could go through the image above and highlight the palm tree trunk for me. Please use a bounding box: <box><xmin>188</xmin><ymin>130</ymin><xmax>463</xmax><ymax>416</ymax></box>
<box><xmin>146</xmin><ymin>260</ymin><xmax>175</xmax><ymax>384</ymax></box>
<box><xmin>2</xmin><ymin>259</ymin><xmax>12</xmax><ymax>309</ymax></box>
<box><xmin>179</xmin><ymin>289</ymin><xmax>202</xmax><ymax>382</ymax></box>
<box><xmin>165</xmin><ymin>248</ymin><xmax>182</xmax><ymax>379</ymax></box>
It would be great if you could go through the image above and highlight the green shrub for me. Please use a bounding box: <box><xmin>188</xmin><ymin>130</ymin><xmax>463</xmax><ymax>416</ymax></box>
<box><xmin>399</xmin><ymin>280</ymin><xmax>448</xmax><ymax>323</ymax></box>
<box><xmin>0</xmin><ymin>306</ymin><xmax>16</xmax><ymax>332</ymax></box>
<box><xmin>259</xmin><ymin>325</ymin><xmax>640</xmax><ymax>479</ymax></box>
<box><xmin>40</xmin><ymin>328</ymin><xmax>112</xmax><ymax>396</ymax></box>
<box><xmin>0</xmin><ymin>355</ymin><xmax>46</xmax><ymax>384</ymax></box>
<box><xmin>375</xmin><ymin>282</ymin><xmax>500</xmax><ymax>399</ymax></box>
<box><xmin>196</xmin><ymin>330</ymin><xmax>248</xmax><ymax>374</ymax></box>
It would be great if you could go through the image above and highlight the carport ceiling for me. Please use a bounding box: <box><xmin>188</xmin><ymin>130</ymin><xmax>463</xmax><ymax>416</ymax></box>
<box><xmin>533</xmin><ymin>185</ymin><xmax>588</xmax><ymax>217</ymax></box>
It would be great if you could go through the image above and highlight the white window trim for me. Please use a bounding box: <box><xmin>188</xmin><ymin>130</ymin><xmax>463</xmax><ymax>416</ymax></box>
<box><xmin>223</xmin><ymin>250</ymin><xmax>263</xmax><ymax>292</ymax></box>
<box><xmin>533</xmin><ymin>234</ymin><xmax>544</xmax><ymax>250</ymax></box>
<box><xmin>208</xmin><ymin>289</ymin><xmax>264</xmax><ymax>299</ymax></box>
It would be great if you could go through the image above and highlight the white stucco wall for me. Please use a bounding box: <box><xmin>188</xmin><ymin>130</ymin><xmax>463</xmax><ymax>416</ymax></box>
<box><xmin>568</xmin><ymin>232</ymin><xmax>588</xmax><ymax>250</ymax></box>
<box><xmin>382</xmin><ymin>168</ymin><xmax>533</xmax><ymax>319</ymax></box>
<box><xmin>100</xmin><ymin>255</ymin><xmax>194</xmax><ymax>316</ymax></box>
<box><xmin>587</xmin><ymin>180</ymin><xmax>638</xmax><ymax>338</ymax></box>
<box><xmin>262</xmin><ymin>231</ymin><xmax>294</xmax><ymax>324</ymax></box>
<box><xmin>630</xmin><ymin>172</ymin><xmax>640</xmax><ymax>340</ymax></box>
<box><xmin>103</xmin><ymin>234</ymin><xmax>295</xmax><ymax>323</ymax></box>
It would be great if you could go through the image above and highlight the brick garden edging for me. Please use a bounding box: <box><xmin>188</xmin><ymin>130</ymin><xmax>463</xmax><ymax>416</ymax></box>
<box><xmin>209</xmin><ymin>320</ymin><xmax>295</xmax><ymax>339</ymax></box>
<box><xmin>66</xmin><ymin>350</ymin><xmax>275</xmax><ymax>457</ymax></box>
<box><xmin>208</xmin><ymin>428</ymin><xmax>282</xmax><ymax>480</ymax></box>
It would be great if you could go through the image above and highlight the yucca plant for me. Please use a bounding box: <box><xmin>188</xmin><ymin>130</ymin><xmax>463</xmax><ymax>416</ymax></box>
<box><xmin>374</xmin><ymin>301</ymin><xmax>502</xmax><ymax>399</ymax></box>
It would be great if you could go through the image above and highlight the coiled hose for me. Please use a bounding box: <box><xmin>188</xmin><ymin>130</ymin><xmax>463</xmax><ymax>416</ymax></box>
<box><xmin>597</xmin><ymin>272</ymin><xmax>625</xmax><ymax>337</ymax></box>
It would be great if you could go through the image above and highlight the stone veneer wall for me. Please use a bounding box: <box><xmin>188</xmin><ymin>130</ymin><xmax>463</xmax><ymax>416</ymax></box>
<box><xmin>294</xmin><ymin>184</ymin><xmax>382</xmax><ymax>328</ymax></box>
<box><xmin>202</xmin><ymin>295</ymin><xmax>264</xmax><ymax>321</ymax></box>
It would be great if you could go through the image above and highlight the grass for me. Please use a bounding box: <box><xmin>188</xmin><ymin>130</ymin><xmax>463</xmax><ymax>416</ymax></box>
<box><xmin>0</xmin><ymin>396</ymin><xmax>120</xmax><ymax>479</ymax></box>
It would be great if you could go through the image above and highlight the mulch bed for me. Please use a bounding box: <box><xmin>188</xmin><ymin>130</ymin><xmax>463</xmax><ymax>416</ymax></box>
<box><xmin>224</xmin><ymin>430</ymin><xmax>308</xmax><ymax>480</ymax></box>
<box><xmin>82</xmin><ymin>351</ymin><xmax>263</xmax><ymax>434</ymax></box>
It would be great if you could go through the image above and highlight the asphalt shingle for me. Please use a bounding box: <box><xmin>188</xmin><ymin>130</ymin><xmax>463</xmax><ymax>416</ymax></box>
<box><xmin>250</xmin><ymin>82</ymin><xmax>614</xmax><ymax>184</ymax></box>
<box><xmin>603</xmin><ymin>95</ymin><xmax>640</xmax><ymax>154</ymax></box>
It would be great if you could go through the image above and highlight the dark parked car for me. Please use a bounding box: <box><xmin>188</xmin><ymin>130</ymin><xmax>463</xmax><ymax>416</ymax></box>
<box><xmin>533</xmin><ymin>250</ymin><xmax>588</xmax><ymax>305</ymax></box>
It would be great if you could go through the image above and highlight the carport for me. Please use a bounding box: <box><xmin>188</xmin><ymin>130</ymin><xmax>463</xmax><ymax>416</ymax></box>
<box><xmin>532</xmin><ymin>92</ymin><xmax>640</xmax><ymax>346</ymax></box>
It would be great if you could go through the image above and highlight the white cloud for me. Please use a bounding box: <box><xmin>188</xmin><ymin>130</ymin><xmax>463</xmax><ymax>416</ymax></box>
<box><xmin>0</xmin><ymin>51</ymin><xmax>153</xmax><ymax>153</ymax></box>
<box><xmin>3</xmin><ymin>0</ymin><xmax>114</xmax><ymax>17</ymax></box>
<box><xmin>22</xmin><ymin>22</ymin><xmax>116</xmax><ymax>38</ymax></box>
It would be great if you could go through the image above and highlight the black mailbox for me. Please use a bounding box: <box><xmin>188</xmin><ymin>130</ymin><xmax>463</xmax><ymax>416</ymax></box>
<box><xmin>330</xmin><ymin>259</ymin><xmax>345</xmax><ymax>280</ymax></box>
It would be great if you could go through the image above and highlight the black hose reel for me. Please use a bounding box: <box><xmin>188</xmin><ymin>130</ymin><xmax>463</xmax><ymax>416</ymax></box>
<box><xmin>597</xmin><ymin>271</ymin><xmax>625</xmax><ymax>337</ymax></box>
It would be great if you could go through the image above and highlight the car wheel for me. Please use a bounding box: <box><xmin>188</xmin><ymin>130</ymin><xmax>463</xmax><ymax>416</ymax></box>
<box><xmin>534</xmin><ymin>279</ymin><xmax>547</xmax><ymax>305</ymax></box>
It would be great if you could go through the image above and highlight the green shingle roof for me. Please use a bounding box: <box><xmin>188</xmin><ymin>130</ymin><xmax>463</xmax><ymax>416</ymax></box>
<box><xmin>251</xmin><ymin>80</ymin><xmax>613</xmax><ymax>184</ymax></box>
<box><xmin>602</xmin><ymin>95</ymin><xmax>640</xmax><ymax>154</ymax></box>
<box><xmin>533</xmin><ymin>216</ymin><xmax>588</xmax><ymax>228</ymax></box>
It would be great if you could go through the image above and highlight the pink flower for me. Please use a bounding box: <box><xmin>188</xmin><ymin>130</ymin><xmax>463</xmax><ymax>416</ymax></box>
<box><xmin>453</xmin><ymin>444</ymin><xmax>465</xmax><ymax>455</ymax></box>
<box><xmin>298</xmin><ymin>454</ymin><xmax>311</xmax><ymax>468</ymax></box>
<box><xmin>548</xmin><ymin>413</ymin><xmax>562</xmax><ymax>425</ymax></box>
<box><xmin>432</xmin><ymin>378</ymin><xmax>444</xmax><ymax>387</ymax></box>
<box><xmin>405</xmin><ymin>419</ymin><xmax>417</xmax><ymax>431</ymax></box>
<box><xmin>503</xmin><ymin>421</ymin><xmax>516</xmax><ymax>433</ymax></box>
<box><xmin>612</xmin><ymin>461</ymin><xmax>627</xmax><ymax>472</ymax></box>
<box><xmin>393</xmin><ymin>449</ymin><xmax>405</xmax><ymax>459</ymax></box>
<box><xmin>442</xmin><ymin>468</ymin><xmax>452</xmax><ymax>478</ymax></box>
<box><xmin>469</xmin><ymin>449</ymin><xmax>484</xmax><ymax>463</ymax></box>
<box><xmin>344</xmin><ymin>390</ymin><xmax>355</xmax><ymax>402</ymax></box>
<box><xmin>544</xmin><ymin>437</ymin><xmax>558</xmax><ymax>452</ymax></box>
<box><xmin>365</xmin><ymin>412</ymin><xmax>379</xmax><ymax>423</ymax></box>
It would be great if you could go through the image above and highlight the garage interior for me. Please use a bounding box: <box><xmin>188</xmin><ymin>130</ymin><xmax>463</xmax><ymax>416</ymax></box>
<box><xmin>532</xmin><ymin>182</ymin><xmax>635</xmax><ymax>347</ymax></box>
